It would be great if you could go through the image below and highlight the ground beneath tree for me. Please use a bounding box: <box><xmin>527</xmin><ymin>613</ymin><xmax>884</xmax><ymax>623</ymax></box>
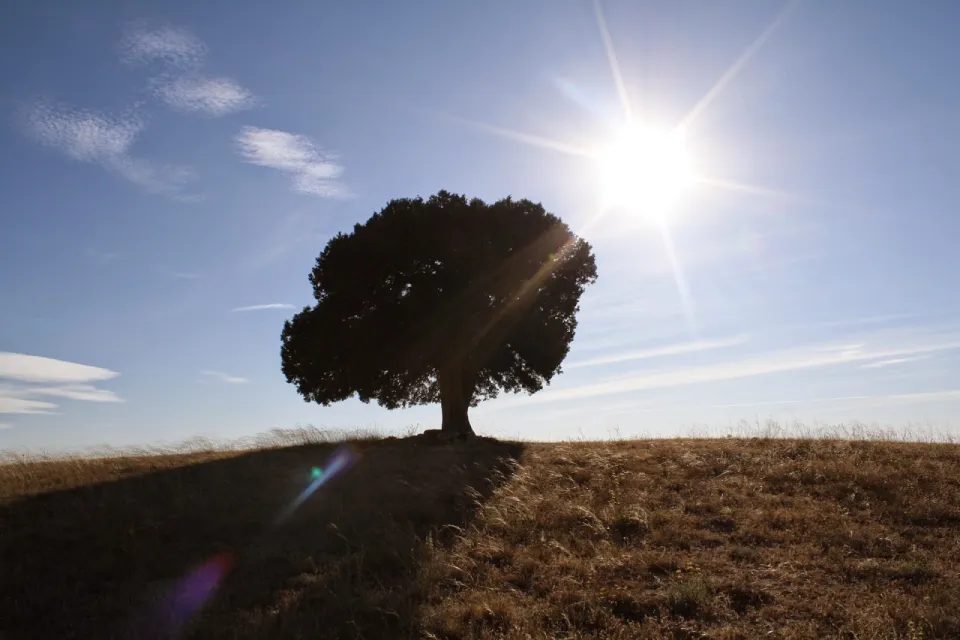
<box><xmin>2</xmin><ymin>436</ymin><xmax>959</xmax><ymax>638</ymax></box>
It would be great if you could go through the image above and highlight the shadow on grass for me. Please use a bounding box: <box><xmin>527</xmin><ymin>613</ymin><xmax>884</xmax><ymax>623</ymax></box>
<box><xmin>1</xmin><ymin>437</ymin><xmax>525</xmax><ymax>639</ymax></box>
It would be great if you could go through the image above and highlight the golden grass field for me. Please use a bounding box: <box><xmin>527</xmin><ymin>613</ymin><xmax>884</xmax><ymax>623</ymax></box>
<box><xmin>2</xmin><ymin>427</ymin><xmax>959</xmax><ymax>638</ymax></box>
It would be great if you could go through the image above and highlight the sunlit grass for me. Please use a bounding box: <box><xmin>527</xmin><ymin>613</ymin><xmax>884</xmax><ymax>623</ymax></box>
<box><xmin>3</xmin><ymin>422</ymin><xmax>959</xmax><ymax>638</ymax></box>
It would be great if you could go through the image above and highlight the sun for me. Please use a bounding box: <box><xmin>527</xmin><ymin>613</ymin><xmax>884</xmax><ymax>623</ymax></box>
<box><xmin>596</xmin><ymin>125</ymin><xmax>694</xmax><ymax>218</ymax></box>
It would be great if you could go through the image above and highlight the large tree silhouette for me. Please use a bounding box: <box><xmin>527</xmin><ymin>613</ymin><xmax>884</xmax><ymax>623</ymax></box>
<box><xmin>281</xmin><ymin>191</ymin><xmax>597</xmax><ymax>436</ymax></box>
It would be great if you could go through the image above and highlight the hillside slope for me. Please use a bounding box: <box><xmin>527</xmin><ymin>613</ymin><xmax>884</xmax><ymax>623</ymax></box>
<box><xmin>2</xmin><ymin>436</ymin><xmax>959</xmax><ymax>638</ymax></box>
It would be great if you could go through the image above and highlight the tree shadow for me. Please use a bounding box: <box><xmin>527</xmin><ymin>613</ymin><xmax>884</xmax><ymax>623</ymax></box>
<box><xmin>1</xmin><ymin>437</ymin><xmax>525</xmax><ymax>639</ymax></box>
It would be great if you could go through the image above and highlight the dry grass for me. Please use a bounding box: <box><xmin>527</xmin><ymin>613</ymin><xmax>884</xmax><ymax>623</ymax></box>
<box><xmin>3</xmin><ymin>430</ymin><xmax>960</xmax><ymax>638</ymax></box>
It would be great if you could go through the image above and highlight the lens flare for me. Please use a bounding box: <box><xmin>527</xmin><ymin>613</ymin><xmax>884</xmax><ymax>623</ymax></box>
<box><xmin>147</xmin><ymin>552</ymin><xmax>233</xmax><ymax>637</ymax></box>
<box><xmin>126</xmin><ymin>446</ymin><xmax>357</xmax><ymax>636</ymax></box>
<box><xmin>274</xmin><ymin>445</ymin><xmax>355</xmax><ymax>525</ymax></box>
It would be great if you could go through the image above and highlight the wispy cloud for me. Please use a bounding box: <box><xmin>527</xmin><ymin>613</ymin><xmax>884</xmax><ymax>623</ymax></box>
<box><xmin>23</xmin><ymin>385</ymin><xmax>123</xmax><ymax>403</ymax></box>
<box><xmin>0</xmin><ymin>352</ymin><xmax>122</xmax><ymax>414</ymax></box>
<box><xmin>85</xmin><ymin>248</ymin><xmax>120</xmax><ymax>265</ymax></box>
<box><xmin>862</xmin><ymin>356</ymin><xmax>927</xmax><ymax>369</ymax></box>
<box><xmin>26</xmin><ymin>103</ymin><xmax>141</xmax><ymax>162</ymax></box>
<box><xmin>200</xmin><ymin>370</ymin><xmax>249</xmax><ymax>384</ymax></box>
<box><xmin>0</xmin><ymin>423</ymin><xmax>11</xmax><ymax>430</ymax></box>
<box><xmin>235</xmin><ymin>127</ymin><xmax>348</xmax><ymax>197</ymax></box>
<box><xmin>120</xmin><ymin>23</ymin><xmax>206</xmax><ymax>68</ymax></box>
<box><xmin>711</xmin><ymin>389</ymin><xmax>960</xmax><ymax>410</ymax></box>
<box><xmin>122</xmin><ymin>23</ymin><xmax>255</xmax><ymax>117</ymax></box>
<box><xmin>860</xmin><ymin>389</ymin><xmax>960</xmax><ymax>405</ymax></box>
<box><xmin>567</xmin><ymin>335</ymin><xmax>748</xmax><ymax>369</ymax></box>
<box><xmin>710</xmin><ymin>399</ymin><xmax>803</xmax><ymax>409</ymax></box>
<box><xmin>594</xmin><ymin>388</ymin><xmax>960</xmax><ymax>415</ymax></box>
<box><xmin>248</xmin><ymin>211</ymin><xmax>333</xmax><ymax>270</ymax></box>
<box><xmin>152</xmin><ymin>75</ymin><xmax>255</xmax><ymax>116</ymax></box>
<box><xmin>230</xmin><ymin>303</ymin><xmax>295</xmax><ymax>312</ymax></box>
<box><xmin>23</xmin><ymin>102</ymin><xmax>195</xmax><ymax>198</ymax></box>
<box><xmin>156</xmin><ymin>265</ymin><xmax>201</xmax><ymax>279</ymax></box>
<box><xmin>812</xmin><ymin>314</ymin><xmax>913</xmax><ymax>329</ymax></box>
<box><xmin>517</xmin><ymin>330</ymin><xmax>960</xmax><ymax>405</ymax></box>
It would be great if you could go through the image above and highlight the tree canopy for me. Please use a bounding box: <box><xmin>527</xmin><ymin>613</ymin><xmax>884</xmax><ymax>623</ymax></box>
<box><xmin>280</xmin><ymin>190</ymin><xmax>597</xmax><ymax>435</ymax></box>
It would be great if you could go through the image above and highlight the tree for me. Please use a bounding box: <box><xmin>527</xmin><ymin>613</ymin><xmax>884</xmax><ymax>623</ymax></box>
<box><xmin>281</xmin><ymin>191</ymin><xmax>598</xmax><ymax>436</ymax></box>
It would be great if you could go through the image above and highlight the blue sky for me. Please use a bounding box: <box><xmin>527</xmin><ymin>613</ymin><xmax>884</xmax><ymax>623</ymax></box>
<box><xmin>2</xmin><ymin>0</ymin><xmax>960</xmax><ymax>450</ymax></box>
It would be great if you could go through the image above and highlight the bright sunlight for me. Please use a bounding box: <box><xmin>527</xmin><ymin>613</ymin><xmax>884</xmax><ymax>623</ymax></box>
<box><xmin>596</xmin><ymin>125</ymin><xmax>694</xmax><ymax>218</ymax></box>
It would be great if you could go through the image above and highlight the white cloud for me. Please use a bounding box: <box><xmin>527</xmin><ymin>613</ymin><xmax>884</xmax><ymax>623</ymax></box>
<box><xmin>153</xmin><ymin>75</ymin><xmax>255</xmax><ymax>116</ymax></box>
<box><xmin>235</xmin><ymin>127</ymin><xmax>348</xmax><ymax>197</ymax></box>
<box><xmin>27</xmin><ymin>103</ymin><xmax>141</xmax><ymax>161</ymax></box>
<box><xmin>862</xmin><ymin>356</ymin><xmax>927</xmax><ymax>369</ymax></box>
<box><xmin>122</xmin><ymin>23</ymin><xmax>256</xmax><ymax>118</ymax></box>
<box><xmin>0</xmin><ymin>352</ymin><xmax>117</xmax><ymax>384</ymax></box>
<box><xmin>200</xmin><ymin>370</ymin><xmax>249</xmax><ymax>384</ymax></box>
<box><xmin>230</xmin><ymin>303</ymin><xmax>295</xmax><ymax>312</ymax></box>
<box><xmin>120</xmin><ymin>23</ymin><xmax>206</xmax><ymax>68</ymax></box>
<box><xmin>0</xmin><ymin>423</ymin><xmax>11</xmax><ymax>429</ymax></box>
<box><xmin>23</xmin><ymin>102</ymin><xmax>195</xmax><ymax>198</ymax></box>
<box><xmin>0</xmin><ymin>396</ymin><xmax>58</xmax><ymax>415</ymax></box>
<box><xmin>0</xmin><ymin>353</ymin><xmax>122</xmax><ymax>415</ymax></box>
<box><xmin>516</xmin><ymin>331</ymin><xmax>960</xmax><ymax>405</ymax></box>
<box><xmin>567</xmin><ymin>335</ymin><xmax>748</xmax><ymax>368</ymax></box>
<box><xmin>24</xmin><ymin>385</ymin><xmax>123</xmax><ymax>403</ymax></box>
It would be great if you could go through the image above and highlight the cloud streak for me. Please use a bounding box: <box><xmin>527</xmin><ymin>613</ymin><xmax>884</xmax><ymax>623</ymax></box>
<box><xmin>24</xmin><ymin>385</ymin><xmax>123</xmax><ymax>403</ymax></box>
<box><xmin>710</xmin><ymin>389</ymin><xmax>960</xmax><ymax>410</ymax></box>
<box><xmin>567</xmin><ymin>335</ymin><xmax>748</xmax><ymax>368</ymax></box>
<box><xmin>0</xmin><ymin>353</ymin><xmax>122</xmax><ymax>414</ymax></box>
<box><xmin>0</xmin><ymin>396</ymin><xmax>59</xmax><ymax>415</ymax></box>
<box><xmin>23</xmin><ymin>102</ymin><xmax>195</xmax><ymax>197</ymax></box>
<box><xmin>230</xmin><ymin>303</ymin><xmax>295</xmax><ymax>312</ymax></box>
<box><xmin>862</xmin><ymin>356</ymin><xmax>927</xmax><ymax>369</ymax></box>
<box><xmin>200</xmin><ymin>370</ymin><xmax>249</xmax><ymax>384</ymax></box>
<box><xmin>589</xmin><ymin>388</ymin><xmax>960</xmax><ymax>415</ymax></box>
<box><xmin>519</xmin><ymin>331</ymin><xmax>960</xmax><ymax>405</ymax></box>
<box><xmin>235</xmin><ymin>127</ymin><xmax>347</xmax><ymax>197</ymax></box>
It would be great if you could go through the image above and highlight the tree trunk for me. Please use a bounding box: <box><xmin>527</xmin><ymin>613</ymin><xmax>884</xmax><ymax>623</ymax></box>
<box><xmin>439</xmin><ymin>366</ymin><xmax>475</xmax><ymax>436</ymax></box>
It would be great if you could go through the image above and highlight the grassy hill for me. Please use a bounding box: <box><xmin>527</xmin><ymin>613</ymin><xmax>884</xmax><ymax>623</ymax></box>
<box><xmin>2</xmin><ymin>432</ymin><xmax>959</xmax><ymax>638</ymax></box>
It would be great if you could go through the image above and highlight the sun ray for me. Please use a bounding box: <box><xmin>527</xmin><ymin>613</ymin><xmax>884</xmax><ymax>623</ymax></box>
<box><xmin>697</xmin><ymin>175</ymin><xmax>870</xmax><ymax>217</ymax></box>
<box><xmin>589</xmin><ymin>0</ymin><xmax>699</xmax><ymax>336</ymax></box>
<box><xmin>591</xmin><ymin>0</ymin><xmax>633</xmax><ymax>123</ymax></box>
<box><xmin>443</xmin><ymin>114</ymin><xmax>595</xmax><ymax>159</ymax></box>
<box><xmin>680</xmin><ymin>0</ymin><xmax>800</xmax><ymax>132</ymax></box>
<box><xmin>438</xmin><ymin>1</ymin><xmax>813</xmax><ymax>343</ymax></box>
<box><xmin>657</xmin><ymin>219</ymin><xmax>698</xmax><ymax>337</ymax></box>
<box><xmin>696</xmin><ymin>176</ymin><xmax>806</xmax><ymax>202</ymax></box>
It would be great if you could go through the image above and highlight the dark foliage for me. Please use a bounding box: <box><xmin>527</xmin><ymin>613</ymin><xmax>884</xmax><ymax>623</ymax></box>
<box><xmin>280</xmin><ymin>191</ymin><xmax>597</xmax><ymax>433</ymax></box>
